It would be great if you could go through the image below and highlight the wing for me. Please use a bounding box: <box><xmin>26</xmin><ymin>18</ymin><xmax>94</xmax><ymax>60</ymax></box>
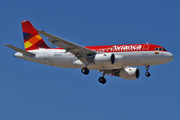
<box><xmin>38</xmin><ymin>30</ymin><xmax>96</xmax><ymax>64</ymax></box>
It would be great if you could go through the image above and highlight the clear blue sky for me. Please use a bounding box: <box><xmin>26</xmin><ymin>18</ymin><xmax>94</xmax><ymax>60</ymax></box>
<box><xmin>1</xmin><ymin>0</ymin><xmax>180</xmax><ymax>120</ymax></box>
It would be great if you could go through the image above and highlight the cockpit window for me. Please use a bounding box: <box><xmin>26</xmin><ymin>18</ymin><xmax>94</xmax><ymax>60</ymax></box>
<box><xmin>155</xmin><ymin>48</ymin><xmax>167</xmax><ymax>51</ymax></box>
<box><xmin>163</xmin><ymin>49</ymin><xmax>167</xmax><ymax>51</ymax></box>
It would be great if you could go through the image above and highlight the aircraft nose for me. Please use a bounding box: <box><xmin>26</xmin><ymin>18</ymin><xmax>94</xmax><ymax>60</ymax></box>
<box><xmin>166</xmin><ymin>52</ymin><xmax>174</xmax><ymax>62</ymax></box>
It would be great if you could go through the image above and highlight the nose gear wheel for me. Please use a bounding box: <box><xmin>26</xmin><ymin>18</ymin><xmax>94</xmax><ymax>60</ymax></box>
<box><xmin>145</xmin><ymin>72</ymin><xmax>150</xmax><ymax>77</ymax></box>
<box><xmin>145</xmin><ymin>65</ymin><xmax>150</xmax><ymax>77</ymax></box>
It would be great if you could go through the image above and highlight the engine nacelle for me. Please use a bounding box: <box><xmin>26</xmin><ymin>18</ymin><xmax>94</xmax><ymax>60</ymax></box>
<box><xmin>114</xmin><ymin>67</ymin><xmax>140</xmax><ymax>80</ymax></box>
<box><xmin>88</xmin><ymin>53</ymin><xmax>115</xmax><ymax>66</ymax></box>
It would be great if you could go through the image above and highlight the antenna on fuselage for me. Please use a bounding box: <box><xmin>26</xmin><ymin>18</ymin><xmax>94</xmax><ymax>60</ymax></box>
<box><xmin>146</xmin><ymin>42</ymin><xmax>149</xmax><ymax>44</ymax></box>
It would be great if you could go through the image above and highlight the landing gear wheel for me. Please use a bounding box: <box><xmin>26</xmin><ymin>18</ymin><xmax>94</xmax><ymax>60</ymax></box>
<box><xmin>145</xmin><ymin>65</ymin><xmax>151</xmax><ymax>77</ymax></box>
<box><xmin>98</xmin><ymin>77</ymin><xmax>106</xmax><ymax>84</ymax></box>
<box><xmin>145</xmin><ymin>72</ymin><xmax>150</xmax><ymax>77</ymax></box>
<box><xmin>81</xmin><ymin>67</ymin><xmax>89</xmax><ymax>75</ymax></box>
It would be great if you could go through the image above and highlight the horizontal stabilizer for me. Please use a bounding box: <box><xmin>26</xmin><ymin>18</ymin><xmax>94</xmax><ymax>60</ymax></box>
<box><xmin>5</xmin><ymin>44</ymin><xmax>35</xmax><ymax>57</ymax></box>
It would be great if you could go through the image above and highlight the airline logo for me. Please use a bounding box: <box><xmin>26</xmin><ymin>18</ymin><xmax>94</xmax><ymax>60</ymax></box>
<box><xmin>107</xmin><ymin>45</ymin><xmax>142</xmax><ymax>52</ymax></box>
<box><xmin>24</xmin><ymin>33</ymin><xmax>43</xmax><ymax>49</ymax></box>
<box><xmin>22</xmin><ymin>21</ymin><xmax>50</xmax><ymax>51</ymax></box>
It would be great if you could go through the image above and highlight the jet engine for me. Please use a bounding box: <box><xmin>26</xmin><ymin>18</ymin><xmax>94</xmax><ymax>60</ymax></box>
<box><xmin>114</xmin><ymin>67</ymin><xmax>140</xmax><ymax>80</ymax></box>
<box><xmin>88</xmin><ymin>53</ymin><xmax>115</xmax><ymax>66</ymax></box>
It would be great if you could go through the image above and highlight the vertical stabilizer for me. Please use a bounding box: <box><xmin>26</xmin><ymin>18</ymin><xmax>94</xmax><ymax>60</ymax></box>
<box><xmin>22</xmin><ymin>20</ymin><xmax>50</xmax><ymax>51</ymax></box>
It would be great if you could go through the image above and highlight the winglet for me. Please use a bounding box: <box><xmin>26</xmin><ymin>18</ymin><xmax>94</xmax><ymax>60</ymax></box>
<box><xmin>5</xmin><ymin>44</ymin><xmax>35</xmax><ymax>57</ymax></box>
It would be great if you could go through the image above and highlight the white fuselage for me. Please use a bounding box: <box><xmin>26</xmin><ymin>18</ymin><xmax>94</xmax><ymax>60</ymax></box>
<box><xmin>14</xmin><ymin>49</ymin><xmax>174</xmax><ymax>70</ymax></box>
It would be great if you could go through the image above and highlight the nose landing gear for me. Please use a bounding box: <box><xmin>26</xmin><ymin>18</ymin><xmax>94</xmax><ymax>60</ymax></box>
<box><xmin>145</xmin><ymin>72</ymin><xmax>150</xmax><ymax>77</ymax></box>
<box><xmin>145</xmin><ymin>65</ymin><xmax>150</xmax><ymax>77</ymax></box>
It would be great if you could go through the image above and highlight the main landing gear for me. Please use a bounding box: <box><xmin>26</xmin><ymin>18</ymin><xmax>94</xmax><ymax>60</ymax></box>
<box><xmin>145</xmin><ymin>65</ymin><xmax>150</xmax><ymax>77</ymax></box>
<box><xmin>81</xmin><ymin>62</ymin><xmax>90</xmax><ymax>75</ymax></box>
<box><xmin>98</xmin><ymin>77</ymin><xmax>106</xmax><ymax>84</ymax></box>
<box><xmin>81</xmin><ymin>67</ymin><xmax>89</xmax><ymax>75</ymax></box>
<box><xmin>98</xmin><ymin>71</ymin><xmax>107</xmax><ymax>84</ymax></box>
<box><xmin>81</xmin><ymin>67</ymin><xmax>107</xmax><ymax>84</ymax></box>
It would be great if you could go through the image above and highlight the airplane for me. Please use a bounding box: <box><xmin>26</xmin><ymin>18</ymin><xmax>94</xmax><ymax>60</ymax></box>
<box><xmin>5</xmin><ymin>20</ymin><xmax>174</xmax><ymax>84</ymax></box>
